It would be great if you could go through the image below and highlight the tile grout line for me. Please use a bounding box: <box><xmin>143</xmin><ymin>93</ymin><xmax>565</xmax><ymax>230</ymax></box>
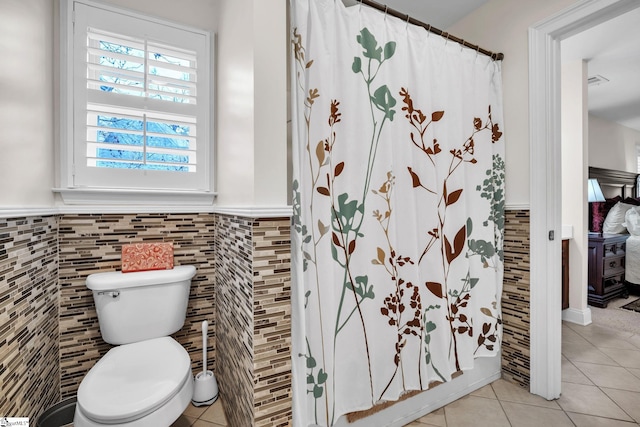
<box><xmin>563</xmin><ymin>320</ymin><xmax>640</xmax><ymax>426</ymax></box>
<box><xmin>599</xmin><ymin>386</ymin><xmax>640</xmax><ymax>425</ymax></box>
<box><xmin>489</xmin><ymin>383</ymin><xmax>514</xmax><ymax>427</ymax></box>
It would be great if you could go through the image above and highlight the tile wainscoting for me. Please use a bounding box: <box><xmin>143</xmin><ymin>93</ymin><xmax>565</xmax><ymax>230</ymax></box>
<box><xmin>215</xmin><ymin>215</ymin><xmax>255</xmax><ymax>426</ymax></box>
<box><xmin>252</xmin><ymin>219</ymin><xmax>292</xmax><ymax>426</ymax></box>
<box><xmin>215</xmin><ymin>215</ymin><xmax>292</xmax><ymax>427</ymax></box>
<box><xmin>0</xmin><ymin>209</ymin><xmax>527</xmax><ymax>425</ymax></box>
<box><xmin>502</xmin><ymin>209</ymin><xmax>531</xmax><ymax>388</ymax></box>
<box><xmin>0</xmin><ymin>216</ymin><xmax>59</xmax><ymax>420</ymax></box>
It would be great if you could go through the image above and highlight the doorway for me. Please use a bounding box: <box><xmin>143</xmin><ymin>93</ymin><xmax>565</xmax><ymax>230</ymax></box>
<box><xmin>529</xmin><ymin>0</ymin><xmax>640</xmax><ymax>400</ymax></box>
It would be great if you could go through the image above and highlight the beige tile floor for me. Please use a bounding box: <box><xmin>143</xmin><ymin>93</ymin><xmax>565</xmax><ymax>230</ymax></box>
<box><xmin>174</xmin><ymin>320</ymin><xmax>640</xmax><ymax>427</ymax></box>
<box><xmin>171</xmin><ymin>398</ymin><xmax>227</xmax><ymax>427</ymax></box>
<box><xmin>406</xmin><ymin>320</ymin><xmax>640</xmax><ymax>426</ymax></box>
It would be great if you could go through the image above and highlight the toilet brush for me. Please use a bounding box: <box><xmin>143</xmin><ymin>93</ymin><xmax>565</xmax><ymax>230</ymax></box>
<box><xmin>192</xmin><ymin>320</ymin><xmax>219</xmax><ymax>406</ymax></box>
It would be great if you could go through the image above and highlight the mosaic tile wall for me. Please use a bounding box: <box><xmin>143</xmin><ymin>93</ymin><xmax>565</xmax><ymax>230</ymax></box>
<box><xmin>252</xmin><ymin>218</ymin><xmax>292</xmax><ymax>427</ymax></box>
<box><xmin>501</xmin><ymin>210</ymin><xmax>531</xmax><ymax>388</ymax></box>
<box><xmin>215</xmin><ymin>215</ymin><xmax>293</xmax><ymax>427</ymax></box>
<box><xmin>215</xmin><ymin>214</ymin><xmax>255</xmax><ymax>427</ymax></box>
<box><xmin>58</xmin><ymin>213</ymin><xmax>217</xmax><ymax>398</ymax></box>
<box><xmin>0</xmin><ymin>216</ymin><xmax>59</xmax><ymax>420</ymax></box>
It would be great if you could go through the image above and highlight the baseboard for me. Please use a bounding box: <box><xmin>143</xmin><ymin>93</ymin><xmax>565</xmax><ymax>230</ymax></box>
<box><xmin>562</xmin><ymin>307</ymin><xmax>592</xmax><ymax>326</ymax></box>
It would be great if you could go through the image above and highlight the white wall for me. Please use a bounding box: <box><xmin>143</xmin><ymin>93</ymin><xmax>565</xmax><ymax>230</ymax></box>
<box><xmin>1</xmin><ymin>0</ymin><xmax>289</xmax><ymax>210</ymax></box>
<box><xmin>6</xmin><ymin>0</ymin><xmax>598</xmax><ymax>210</ymax></box>
<box><xmin>448</xmin><ymin>0</ymin><xmax>578</xmax><ymax>206</ymax></box>
<box><xmin>589</xmin><ymin>114</ymin><xmax>640</xmax><ymax>173</ymax></box>
<box><xmin>102</xmin><ymin>0</ymin><xmax>218</xmax><ymax>30</ymax></box>
<box><xmin>216</xmin><ymin>0</ymin><xmax>256</xmax><ymax>206</ymax></box>
<box><xmin>216</xmin><ymin>0</ymin><xmax>289</xmax><ymax>207</ymax></box>
<box><xmin>253</xmin><ymin>0</ymin><xmax>288</xmax><ymax>207</ymax></box>
<box><xmin>0</xmin><ymin>0</ymin><xmax>55</xmax><ymax>207</ymax></box>
<box><xmin>561</xmin><ymin>60</ymin><xmax>590</xmax><ymax>322</ymax></box>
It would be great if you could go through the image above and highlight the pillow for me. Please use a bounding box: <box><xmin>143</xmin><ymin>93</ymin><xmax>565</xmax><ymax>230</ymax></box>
<box><xmin>602</xmin><ymin>202</ymin><xmax>635</xmax><ymax>234</ymax></box>
<box><xmin>625</xmin><ymin>207</ymin><xmax>640</xmax><ymax>236</ymax></box>
<box><xmin>591</xmin><ymin>196</ymin><xmax>622</xmax><ymax>232</ymax></box>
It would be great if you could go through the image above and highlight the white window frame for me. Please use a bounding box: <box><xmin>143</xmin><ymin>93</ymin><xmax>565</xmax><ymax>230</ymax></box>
<box><xmin>57</xmin><ymin>0</ymin><xmax>215</xmax><ymax>206</ymax></box>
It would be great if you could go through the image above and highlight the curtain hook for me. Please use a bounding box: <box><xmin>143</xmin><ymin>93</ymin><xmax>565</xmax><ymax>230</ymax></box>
<box><xmin>475</xmin><ymin>45</ymin><xmax>481</xmax><ymax>61</ymax></box>
<box><xmin>426</xmin><ymin>24</ymin><xmax>431</xmax><ymax>38</ymax></box>
<box><xmin>358</xmin><ymin>0</ymin><xmax>362</xmax><ymax>13</ymax></box>
<box><xmin>405</xmin><ymin>14</ymin><xmax>410</xmax><ymax>30</ymax></box>
<box><xmin>384</xmin><ymin>5</ymin><xmax>388</xmax><ymax>20</ymax></box>
<box><xmin>460</xmin><ymin>39</ymin><xmax>465</xmax><ymax>52</ymax></box>
<box><xmin>444</xmin><ymin>32</ymin><xmax>450</xmax><ymax>46</ymax></box>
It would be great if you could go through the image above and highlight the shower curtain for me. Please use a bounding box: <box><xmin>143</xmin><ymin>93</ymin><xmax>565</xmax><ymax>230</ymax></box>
<box><xmin>290</xmin><ymin>1</ymin><xmax>505</xmax><ymax>426</ymax></box>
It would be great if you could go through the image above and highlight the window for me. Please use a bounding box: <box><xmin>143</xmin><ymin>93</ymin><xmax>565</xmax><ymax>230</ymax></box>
<box><xmin>59</xmin><ymin>0</ymin><xmax>213</xmax><ymax>203</ymax></box>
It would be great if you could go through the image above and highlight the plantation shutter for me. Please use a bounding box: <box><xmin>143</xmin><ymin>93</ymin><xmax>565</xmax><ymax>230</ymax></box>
<box><xmin>72</xmin><ymin>2</ymin><xmax>210</xmax><ymax>191</ymax></box>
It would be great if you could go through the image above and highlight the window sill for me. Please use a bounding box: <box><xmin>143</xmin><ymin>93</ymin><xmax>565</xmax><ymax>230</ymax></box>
<box><xmin>53</xmin><ymin>187</ymin><xmax>217</xmax><ymax>208</ymax></box>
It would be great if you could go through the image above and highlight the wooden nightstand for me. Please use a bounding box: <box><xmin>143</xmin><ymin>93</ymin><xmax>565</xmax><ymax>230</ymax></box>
<box><xmin>587</xmin><ymin>233</ymin><xmax>629</xmax><ymax>308</ymax></box>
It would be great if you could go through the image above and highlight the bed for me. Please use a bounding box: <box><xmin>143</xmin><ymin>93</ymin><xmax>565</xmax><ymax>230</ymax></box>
<box><xmin>589</xmin><ymin>166</ymin><xmax>640</xmax><ymax>294</ymax></box>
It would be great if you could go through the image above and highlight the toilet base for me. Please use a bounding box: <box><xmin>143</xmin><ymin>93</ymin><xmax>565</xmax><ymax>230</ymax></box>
<box><xmin>74</xmin><ymin>371</ymin><xmax>193</xmax><ymax>427</ymax></box>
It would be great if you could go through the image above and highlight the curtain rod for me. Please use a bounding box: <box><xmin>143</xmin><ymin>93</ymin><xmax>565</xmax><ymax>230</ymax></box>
<box><xmin>358</xmin><ymin>0</ymin><xmax>504</xmax><ymax>61</ymax></box>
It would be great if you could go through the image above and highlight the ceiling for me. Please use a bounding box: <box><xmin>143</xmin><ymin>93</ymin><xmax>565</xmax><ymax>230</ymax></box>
<box><xmin>562</xmin><ymin>7</ymin><xmax>640</xmax><ymax>132</ymax></box>
<box><xmin>345</xmin><ymin>1</ymin><xmax>640</xmax><ymax>133</ymax></box>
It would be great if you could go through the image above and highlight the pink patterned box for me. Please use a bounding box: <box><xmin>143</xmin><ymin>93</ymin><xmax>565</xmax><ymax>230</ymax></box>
<box><xmin>121</xmin><ymin>242</ymin><xmax>174</xmax><ymax>273</ymax></box>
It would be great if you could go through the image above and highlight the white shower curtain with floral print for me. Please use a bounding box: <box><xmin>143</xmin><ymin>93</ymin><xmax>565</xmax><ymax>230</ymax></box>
<box><xmin>290</xmin><ymin>1</ymin><xmax>505</xmax><ymax>426</ymax></box>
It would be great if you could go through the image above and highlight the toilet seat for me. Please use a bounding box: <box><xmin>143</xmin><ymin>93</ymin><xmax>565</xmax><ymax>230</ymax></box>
<box><xmin>76</xmin><ymin>337</ymin><xmax>192</xmax><ymax>424</ymax></box>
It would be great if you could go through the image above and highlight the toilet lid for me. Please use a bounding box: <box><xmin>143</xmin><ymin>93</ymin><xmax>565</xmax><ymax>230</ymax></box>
<box><xmin>77</xmin><ymin>337</ymin><xmax>191</xmax><ymax>423</ymax></box>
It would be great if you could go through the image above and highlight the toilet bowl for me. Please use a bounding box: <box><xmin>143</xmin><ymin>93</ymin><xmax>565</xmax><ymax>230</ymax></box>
<box><xmin>74</xmin><ymin>265</ymin><xmax>196</xmax><ymax>427</ymax></box>
<box><xmin>74</xmin><ymin>337</ymin><xmax>193</xmax><ymax>426</ymax></box>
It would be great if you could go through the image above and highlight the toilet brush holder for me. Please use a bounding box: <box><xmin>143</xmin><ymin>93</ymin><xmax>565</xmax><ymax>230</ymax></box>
<box><xmin>192</xmin><ymin>370</ymin><xmax>218</xmax><ymax>406</ymax></box>
<box><xmin>192</xmin><ymin>320</ymin><xmax>218</xmax><ymax>406</ymax></box>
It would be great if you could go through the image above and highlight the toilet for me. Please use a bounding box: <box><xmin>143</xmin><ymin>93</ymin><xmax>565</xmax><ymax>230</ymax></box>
<box><xmin>74</xmin><ymin>265</ymin><xmax>197</xmax><ymax>427</ymax></box>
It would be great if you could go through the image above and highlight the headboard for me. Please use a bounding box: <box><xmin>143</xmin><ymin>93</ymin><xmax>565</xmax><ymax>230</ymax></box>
<box><xmin>588</xmin><ymin>166</ymin><xmax>639</xmax><ymax>199</ymax></box>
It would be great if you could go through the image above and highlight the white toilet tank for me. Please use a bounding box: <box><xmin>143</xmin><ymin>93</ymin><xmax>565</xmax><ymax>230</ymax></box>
<box><xmin>86</xmin><ymin>265</ymin><xmax>196</xmax><ymax>345</ymax></box>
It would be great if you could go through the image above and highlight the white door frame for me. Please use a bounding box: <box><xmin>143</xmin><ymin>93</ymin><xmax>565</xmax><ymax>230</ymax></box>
<box><xmin>529</xmin><ymin>0</ymin><xmax>640</xmax><ymax>400</ymax></box>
